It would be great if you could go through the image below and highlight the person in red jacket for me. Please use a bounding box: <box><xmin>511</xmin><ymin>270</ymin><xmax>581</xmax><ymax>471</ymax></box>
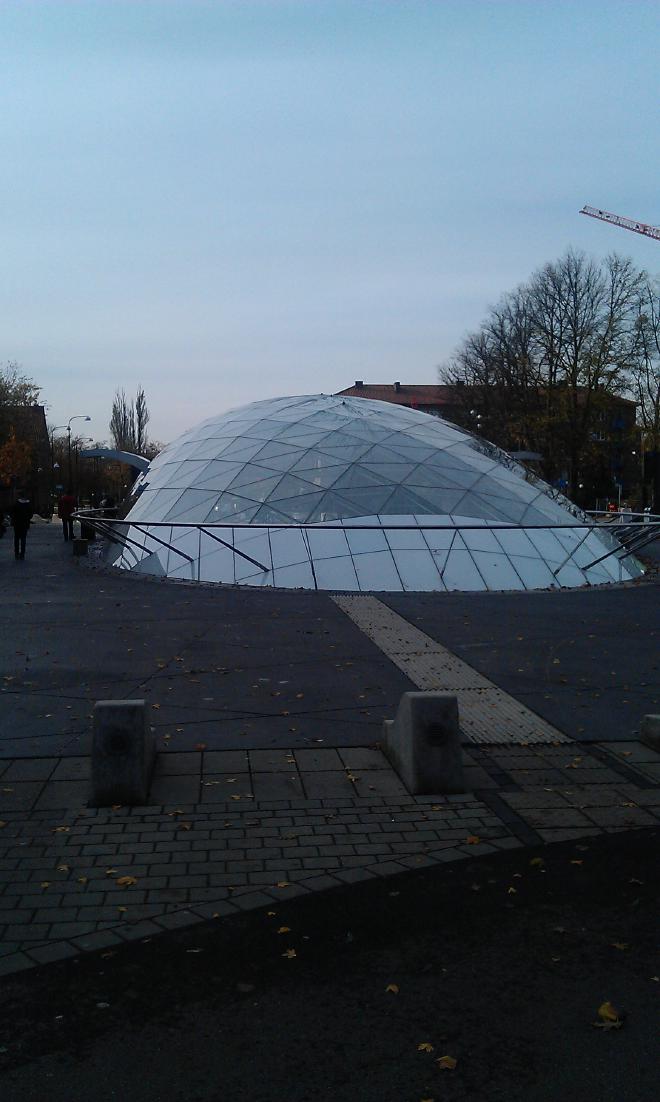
<box><xmin>58</xmin><ymin>490</ymin><xmax>77</xmax><ymax>541</ymax></box>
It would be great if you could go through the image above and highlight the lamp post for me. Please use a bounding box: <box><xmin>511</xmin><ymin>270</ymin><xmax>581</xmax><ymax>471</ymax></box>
<box><xmin>66</xmin><ymin>415</ymin><xmax>91</xmax><ymax>497</ymax></box>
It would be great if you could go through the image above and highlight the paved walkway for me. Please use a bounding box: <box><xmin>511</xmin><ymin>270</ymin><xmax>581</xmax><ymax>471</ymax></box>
<box><xmin>0</xmin><ymin>523</ymin><xmax>659</xmax><ymax>975</ymax></box>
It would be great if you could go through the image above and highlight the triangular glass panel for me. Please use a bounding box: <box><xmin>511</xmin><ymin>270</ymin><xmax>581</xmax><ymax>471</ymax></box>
<box><xmin>163</xmin><ymin>489</ymin><xmax>221</xmax><ymax>521</ymax></box>
<box><xmin>262</xmin><ymin>492</ymin><xmax>325</xmax><ymax>522</ymax></box>
<box><xmin>225</xmin><ymin>475</ymin><xmax>284</xmax><ymax>504</ymax></box>
<box><xmin>206</xmin><ymin>494</ymin><xmax>261</xmax><ymax>522</ymax></box>
<box><xmin>331</xmin><ymin>465</ymin><xmax>390</xmax><ymax>490</ymax></box>
<box><xmin>268</xmin><ymin>473</ymin><xmax>323</xmax><ymax>500</ymax></box>
<box><xmin>226</xmin><ymin>464</ymin><xmax>287</xmax><ymax>490</ymax></box>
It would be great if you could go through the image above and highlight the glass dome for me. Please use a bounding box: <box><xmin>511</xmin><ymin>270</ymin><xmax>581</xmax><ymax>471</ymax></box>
<box><xmin>109</xmin><ymin>394</ymin><xmax>641</xmax><ymax>592</ymax></box>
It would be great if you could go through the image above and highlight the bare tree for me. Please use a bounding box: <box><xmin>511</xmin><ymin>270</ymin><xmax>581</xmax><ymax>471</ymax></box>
<box><xmin>630</xmin><ymin>277</ymin><xmax>660</xmax><ymax>509</ymax></box>
<box><xmin>134</xmin><ymin>386</ymin><xmax>150</xmax><ymax>455</ymax></box>
<box><xmin>110</xmin><ymin>386</ymin><xmax>151</xmax><ymax>455</ymax></box>
<box><xmin>441</xmin><ymin>250</ymin><xmax>644</xmax><ymax>500</ymax></box>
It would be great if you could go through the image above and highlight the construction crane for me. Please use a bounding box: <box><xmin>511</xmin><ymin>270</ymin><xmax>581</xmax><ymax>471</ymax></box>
<box><xmin>580</xmin><ymin>205</ymin><xmax>660</xmax><ymax>241</ymax></box>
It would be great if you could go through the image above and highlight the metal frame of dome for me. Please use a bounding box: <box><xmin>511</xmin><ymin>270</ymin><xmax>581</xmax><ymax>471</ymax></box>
<box><xmin>105</xmin><ymin>394</ymin><xmax>642</xmax><ymax>592</ymax></box>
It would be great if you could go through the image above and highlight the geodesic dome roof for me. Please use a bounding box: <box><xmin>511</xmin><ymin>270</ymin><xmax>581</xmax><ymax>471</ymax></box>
<box><xmin>112</xmin><ymin>394</ymin><xmax>641</xmax><ymax>592</ymax></box>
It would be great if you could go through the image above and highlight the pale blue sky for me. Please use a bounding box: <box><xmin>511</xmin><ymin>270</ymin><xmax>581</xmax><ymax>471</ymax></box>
<box><xmin>1</xmin><ymin>0</ymin><xmax>658</xmax><ymax>443</ymax></box>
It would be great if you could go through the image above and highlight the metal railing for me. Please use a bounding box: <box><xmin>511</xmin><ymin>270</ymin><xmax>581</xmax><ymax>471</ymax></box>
<box><xmin>73</xmin><ymin>508</ymin><xmax>660</xmax><ymax>586</ymax></box>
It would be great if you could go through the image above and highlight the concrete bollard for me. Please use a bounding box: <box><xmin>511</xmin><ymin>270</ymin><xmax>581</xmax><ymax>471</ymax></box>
<box><xmin>90</xmin><ymin>700</ymin><xmax>155</xmax><ymax>807</ymax></box>
<box><xmin>72</xmin><ymin>538</ymin><xmax>88</xmax><ymax>556</ymax></box>
<box><xmin>640</xmin><ymin>714</ymin><xmax>660</xmax><ymax>753</ymax></box>
<box><xmin>383</xmin><ymin>692</ymin><xmax>465</xmax><ymax>795</ymax></box>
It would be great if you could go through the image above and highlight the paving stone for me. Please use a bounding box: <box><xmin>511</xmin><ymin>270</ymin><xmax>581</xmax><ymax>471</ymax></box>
<box><xmin>190</xmin><ymin>900</ymin><xmax>239</xmax><ymax>919</ymax></box>
<box><xmin>0</xmin><ymin>782</ymin><xmax>44</xmax><ymax>811</ymax></box>
<box><xmin>502</xmin><ymin>790</ymin><xmax>571</xmax><ymax>809</ymax></box>
<box><xmin>298</xmin><ymin>874</ymin><xmax>342</xmax><ymax>891</ymax></box>
<box><xmin>35</xmin><ymin>781</ymin><xmax>89</xmax><ymax>811</ymax></box>
<box><xmin>251</xmin><ymin>773</ymin><xmax>304</xmax><ymax>800</ymax></box>
<box><xmin>537</xmin><ymin>827</ymin><xmax>603</xmax><ymax>842</ymax></box>
<box><xmin>248</xmin><ymin>750</ymin><xmax>296</xmax><ymax>773</ymax></box>
<box><xmin>154</xmin><ymin>909</ymin><xmax>200</xmax><ymax>931</ymax></box>
<box><xmin>27</xmin><ymin>941</ymin><xmax>79</xmax><ymax>964</ymax></box>
<box><xmin>523</xmin><ymin>808</ymin><xmax>594</xmax><ymax>829</ymax></box>
<box><xmin>301</xmin><ymin>771</ymin><xmax>355</xmax><ymax>798</ymax></box>
<box><xmin>114</xmin><ymin>920</ymin><xmax>163</xmax><ymax>940</ymax></box>
<box><xmin>154</xmin><ymin>753</ymin><xmax>201</xmax><ymax>776</ymax></box>
<box><xmin>604</xmin><ymin>741</ymin><xmax>660</xmax><ymax>763</ymax></box>
<box><xmin>508</xmin><ymin>769</ymin><xmax>565</xmax><ymax>786</ymax></box>
<box><xmin>204</xmin><ymin>750</ymin><xmax>250</xmax><ymax>773</ymax></box>
<box><xmin>0</xmin><ymin>952</ymin><xmax>36</xmax><ymax>976</ymax></box>
<box><xmin>150</xmin><ymin>776</ymin><xmax>201</xmax><ymax>803</ymax></box>
<box><xmin>3</xmin><ymin>759</ymin><xmax>58</xmax><ymax>782</ymax></box>
<box><xmin>71</xmin><ymin>930</ymin><xmax>124</xmax><ymax>951</ymax></box>
<box><xmin>352</xmin><ymin>772</ymin><xmax>409</xmax><ymax>798</ymax></box>
<box><xmin>52</xmin><ymin>757</ymin><xmax>90</xmax><ymax>781</ymax></box>
<box><xmin>230</xmin><ymin>891</ymin><xmax>275</xmax><ymax>911</ymax></box>
<box><xmin>333</xmin><ymin>867</ymin><xmax>377</xmax><ymax>884</ymax></box>
<box><xmin>338</xmin><ymin>748</ymin><xmax>389</xmax><ymax>770</ymax></box>
<box><xmin>294</xmin><ymin>749</ymin><xmax>344</xmax><ymax>771</ymax></box>
<box><xmin>582</xmin><ymin>805</ymin><xmax>657</xmax><ymax>828</ymax></box>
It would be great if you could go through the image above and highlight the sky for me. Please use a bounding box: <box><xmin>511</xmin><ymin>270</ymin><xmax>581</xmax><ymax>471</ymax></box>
<box><xmin>1</xmin><ymin>0</ymin><xmax>658</xmax><ymax>446</ymax></box>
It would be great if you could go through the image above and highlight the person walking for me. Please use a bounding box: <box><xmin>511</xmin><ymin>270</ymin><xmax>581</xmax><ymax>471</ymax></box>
<box><xmin>10</xmin><ymin>490</ymin><xmax>33</xmax><ymax>560</ymax></box>
<box><xmin>58</xmin><ymin>489</ymin><xmax>77</xmax><ymax>541</ymax></box>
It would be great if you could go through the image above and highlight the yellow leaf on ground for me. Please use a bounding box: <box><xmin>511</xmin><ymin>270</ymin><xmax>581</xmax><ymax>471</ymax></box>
<box><xmin>40</xmin><ymin>882</ymin><xmax>50</xmax><ymax>889</ymax></box>
<box><xmin>417</xmin><ymin>1043</ymin><xmax>434</xmax><ymax>1053</ymax></box>
<box><xmin>598</xmin><ymin>1001</ymin><xmax>621</xmax><ymax>1022</ymax></box>
<box><xmin>52</xmin><ymin>825</ymin><xmax>70</xmax><ymax>833</ymax></box>
<box><xmin>117</xmin><ymin>905</ymin><xmax>127</xmax><ymax>913</ymax></box>
<box><xmin>78</xmin><ymin>876</ymin><xmax>88</xmax><ymax>884</ymax></box>
<box><xmin>116</xmin><ymin>875</ymin><xmax>138</xmax><ymax>887</ymax></box>
<box><xmin>0</xmin><ymin>821</ymin><xmax>7</xmax><ymax>828</ymax></box>
<box><xmin>282</xmin><ymin>949</ymin><xmax>297</xmax><ymax>959</ymax></box>
<box><xmin>56</xmin><ymin>864</ymin><xmax>70</xmax><ymax>872</ymax></box>
<box><xmin>570</xmin><ymin>859</ymin><xmax>583</xmax><ymax>866</ymax></box>
<box><xmin>385</xmin><ymin>984</ymin><xmax>399</xmax><ymax>994</ymax></box>
<box><xmin>275</xmin><ymin>881</ymin><xmax>290</xmax><ymax>888</ymax></box>
<box><xmin>179</xmin><ymin>822</ymin><xmax>192</xmax><ymax>831</ymax></box>
<box><xmin>530</xmin><ymin>857</ymin><xmax>544</xmax><ymax>867</ymax></box>
<box><xmin>437</xmin><ymin>1055</ymin><xmax>457</xmax><ymax>1070</ymax></box>
<box><xmin>277</xmin><ymin>926</ymin><xmax>291</xmax><ymax>934</ymax></box>
<box><xmin>610</xmin><ymin>942</ymin><xmax>630</xmax><ymax>951</ymax></box>
<box><xmin>465</xmin><ymin>835</ymin><xmax>481</xmax><ymax>845</ymax></box>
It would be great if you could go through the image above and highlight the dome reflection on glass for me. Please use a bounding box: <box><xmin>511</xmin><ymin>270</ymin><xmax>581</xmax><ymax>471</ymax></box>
<box><xmin>109</xmin><ymin>394</ymin><xmax>641</xmax><ymax>592</ymax></box>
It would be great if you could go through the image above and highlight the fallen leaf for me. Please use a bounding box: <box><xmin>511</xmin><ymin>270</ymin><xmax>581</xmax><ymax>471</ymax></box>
<box><xmin>56</xmin><ymin>864</ymin><xmax>70</xmax><ymax>872</ymax></box>
<box><xmin>275</xmin><ymin>881</ymin><xmax>290</xmax><ymax>888</ymax></box>
<box><xmin>116</xmin><ymin>875</ymin><xmax>138</xmax><ymax>887</ymax></box>
<box><xmin>117</xmin><ymin>905</ymin><xmax>127</xmax><ymax>913</ymax></box>
<box><xmin>78</xmin><ymin>876</ymin><xmax>88</xmax><ymax>884</ymax></box>
<box><xmin>507</xmin><ymin>886</ymin><xmax>517</xmax><ymax>894</ymax></box>
<box><xmin>597</xmin><ymin>1000</ymin><xmax>621</xmax><ymax>1022</ymax></box>
<box><xmin>281</xmin><ymin>949</ymin><xmax>297</xmax><ymax>959</ymax></box>
<box><xmin>179</xmin><ymin>822</ymin><xmax>192</xmax><ymax>831</ymax></box>
<box><xmin>195</xmin><ymin>743</ymin><xmax>207</xmax><ymax>751</ymax></box>
<box><xmin>570</xmin><ymin>859</ymin><xmax>583</xmax><ymax>866</ymax></box>
<box><xmin>385</xmin><ymin>983</ymin><xmax>399</xmax><ymax>994</ymax></box>
<box><xmin>417</xmin><ymin>1042</ymin><xmax>434</xmax><ymax>1053</ymax></box>
<box><xmin>465</xmin><ymin>835</ymin><xmax>481</xmax><ymax>845</ymax></box>
<box><xmin>530</xmin><ymin>857</ymin><xmax>544</xmax><ymax>868</ymax></box>
<box><xmin>40</xmin><ymin>881</ymin><xmax>50</xmax><ymax>889</ymax></box>
<box><xmin>277</xmin><ymin>926</ymin><xmax>291</xmax><ymax>934</ymax></box>
<box><xmin>52</xmin><ymin>825</ymin><xmax>70</xmax><ymax>833</ymax></box>
<box><xmin>610</xmin><ymin>942</ymin><xmax>630</xmax><ymax>951</ymax></box>
<box><xmin>0</xmin><ymin>821</ymin><xmax>7</xmax><ymax>829</ymax></box>
<box><xmin>437</xmin><ymin>1055</ymin><xmax>457</xmax><ymax>1070</ymax></box>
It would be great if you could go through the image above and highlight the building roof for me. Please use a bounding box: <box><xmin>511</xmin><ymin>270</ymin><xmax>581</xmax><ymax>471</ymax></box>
<box><xmin>336</xmin><ymin>383</ymin><xmax>458</xmax><ymax>408</ymax></box>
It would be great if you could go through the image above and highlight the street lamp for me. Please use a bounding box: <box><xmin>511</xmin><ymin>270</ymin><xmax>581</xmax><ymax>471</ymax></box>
<box><xmin>66</xmin><ymin>415</ymin><xmax>91</xmax><ymax>494</ymax></box>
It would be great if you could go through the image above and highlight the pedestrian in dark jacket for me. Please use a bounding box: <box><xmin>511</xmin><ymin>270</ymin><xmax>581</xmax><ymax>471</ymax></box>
<box><xmin>10</xmin><ymin>491</ymin><xmax>33</xmax><ymax>560</ymax></box>
<box><xmin>58</xmin><ymin>490</ymin><xmax>77</xmax><ymax>541</ymax></box>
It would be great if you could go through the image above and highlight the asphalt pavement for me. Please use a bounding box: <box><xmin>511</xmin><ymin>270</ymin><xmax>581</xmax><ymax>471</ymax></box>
<box><xmin>1</xmin><ymin>827</ymin><xmax>657</xmax><ymax>1102</ymax></box>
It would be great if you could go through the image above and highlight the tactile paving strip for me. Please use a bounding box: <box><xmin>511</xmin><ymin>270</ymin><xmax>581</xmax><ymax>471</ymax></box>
<box><xmin>333</xmin><ymin>594</ymin><xmax>570</xmax><ymax>745</ymax></box>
